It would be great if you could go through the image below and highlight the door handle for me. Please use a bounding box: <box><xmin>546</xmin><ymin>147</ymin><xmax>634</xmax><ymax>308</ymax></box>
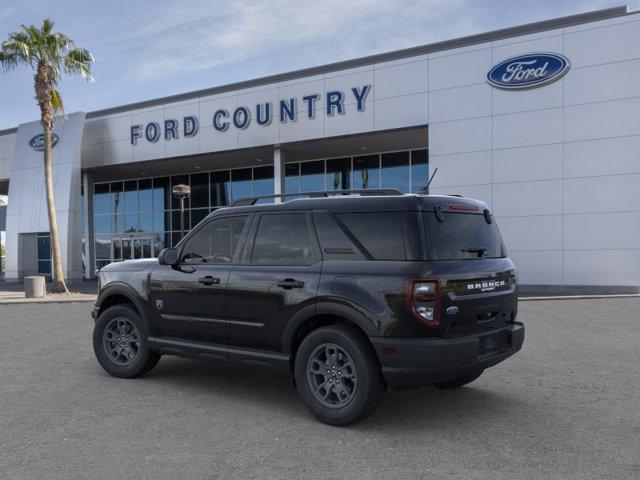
<box><xmin>198</xmin><ymin>276</ymin><xmax>221</xmax><ymax>286</ymax></box>
<box><xmin>277</xmin><ymin>278</ymin><xmax>304</xmax><ymax>289</ymax></box>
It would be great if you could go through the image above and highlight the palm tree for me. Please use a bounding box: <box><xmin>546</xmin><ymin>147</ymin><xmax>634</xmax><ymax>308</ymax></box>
<box><xmin>0</xmin><ymin>18</ymin><xmax>93</xmax><ymax>293</ymax></box>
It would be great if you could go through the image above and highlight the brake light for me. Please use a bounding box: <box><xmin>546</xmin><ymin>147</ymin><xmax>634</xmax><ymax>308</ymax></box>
<box><xmin>407</xmin><ymin>280</ymin><xmax>441</xmax><ymax>327</ymax></box>
<box><xmin>447</xmin><ymin>203</ymin><xmax>478</xmax><ymax>211</ymax></box>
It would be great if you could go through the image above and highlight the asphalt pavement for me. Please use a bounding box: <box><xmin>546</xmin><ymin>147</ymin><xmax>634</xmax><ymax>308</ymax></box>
<box><xmin>0</xmin><ymin>298</ymin><xmax>638</xmax><ymax>479</ymax></box>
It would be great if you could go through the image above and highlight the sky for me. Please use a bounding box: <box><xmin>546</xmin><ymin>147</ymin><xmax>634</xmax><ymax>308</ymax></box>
<box><xmin>0</xmin><ymin>0</ymin><xmax>639</xmax><ymax>130</ymax></box>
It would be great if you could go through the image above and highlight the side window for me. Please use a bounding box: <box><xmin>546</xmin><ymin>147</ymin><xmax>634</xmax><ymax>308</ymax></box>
<box><xmin>251</xmin><ymin>213</ymin><xmax>314</xmax><ymax>265</ymax></box>
<box><xmin>180</xmin><ymin>215</ymin><xmax>247</xmax><ymax>264</ymax></box>
<box><xmin>337</xmin><ymin>212</ymin><xmax>406</xmax><ymax>260</ymax></box>
<box><xmin>313</xmin><ymin>212</ymin><xmax>366</xmax><ymax>261</ymax></box>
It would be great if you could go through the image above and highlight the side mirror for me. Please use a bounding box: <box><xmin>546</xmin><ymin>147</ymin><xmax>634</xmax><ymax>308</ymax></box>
<box><xmin>158</xmin><ymin>248</ymin><xmax>178</xmax><ymax>266</ymax></box>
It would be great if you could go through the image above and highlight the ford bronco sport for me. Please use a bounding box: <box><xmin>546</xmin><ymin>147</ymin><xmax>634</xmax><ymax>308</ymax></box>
<box><xmin>92</xmin><ymin>190</ymin><xmax>524</xmax><ymax>425</ymax></box>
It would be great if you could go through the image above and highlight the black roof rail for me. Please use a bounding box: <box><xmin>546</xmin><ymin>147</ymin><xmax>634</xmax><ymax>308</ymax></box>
<box><xmin>229</xmin><ymin>189</ymin><xmax>404</xmax><ymax>207</ymax></box>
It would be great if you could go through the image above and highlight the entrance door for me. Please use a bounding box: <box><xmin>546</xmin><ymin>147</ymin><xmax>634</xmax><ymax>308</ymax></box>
<box><xmin>112</xmin><ymin>235</ymin><xmax>155</xmax><ymax>262</ymax></box>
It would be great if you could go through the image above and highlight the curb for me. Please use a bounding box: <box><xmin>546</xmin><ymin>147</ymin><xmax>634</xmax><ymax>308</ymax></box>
<box><xmin>0</xmin><ymin>296</ymin><xmax>97</xmax><ymax>306</ymax></box>
<box><xmin>519</xmin><ymin>294</ymin><xmax>640</xmax><ymax>302</ymax></box>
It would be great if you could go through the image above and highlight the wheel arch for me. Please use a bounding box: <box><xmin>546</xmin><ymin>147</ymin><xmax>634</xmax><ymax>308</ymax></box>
<box><xmin>282</xmin><ymin>302</ymin><xmax>380</xmax><ymax>362</ymax></box>
<box><xmin>95</xmin><ymin>282</ymin><xmax>148</xmax><ymax>324</ymax></box>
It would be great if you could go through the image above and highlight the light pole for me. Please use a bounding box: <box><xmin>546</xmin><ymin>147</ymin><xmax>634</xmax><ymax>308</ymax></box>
<box><xmin>172</xmin><ymin>184</ymin><xmax>191</xmax><ymax>239</ymax></box>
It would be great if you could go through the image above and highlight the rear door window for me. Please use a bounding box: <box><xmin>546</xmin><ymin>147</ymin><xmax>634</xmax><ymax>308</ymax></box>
<box><xmin>423</xmin><ymin>212</ymin><xmax>505</xmax><ymax>260</ymax></box>
<box><xmin>337</xmin><ymin>212</ymin><xmax>406</xmax><ymax>260</ymax></box>
<box><xmin>251</xmin><ymin>213</ymin><xmax>315</xmax><ymax>265</ymax></box>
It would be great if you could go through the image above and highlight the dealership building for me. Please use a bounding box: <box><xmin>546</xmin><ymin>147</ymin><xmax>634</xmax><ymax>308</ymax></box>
<box><xmin>0</xmin><ymin>6</ymin><xmax>638</xmax><ymax>293</ymax></box>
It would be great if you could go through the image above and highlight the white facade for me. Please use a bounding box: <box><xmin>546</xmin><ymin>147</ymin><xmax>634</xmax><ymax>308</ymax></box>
<box><xmin>0</xmin><ymin>7</ymin><xmax>639</xmax><ymax>291</ymax></box>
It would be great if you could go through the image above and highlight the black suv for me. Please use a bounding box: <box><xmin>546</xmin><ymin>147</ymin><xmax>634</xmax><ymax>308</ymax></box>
<box><xmin>92</xmin><ymin>190</ymin><xmax>524</xmax><ymax>425</ymax></box>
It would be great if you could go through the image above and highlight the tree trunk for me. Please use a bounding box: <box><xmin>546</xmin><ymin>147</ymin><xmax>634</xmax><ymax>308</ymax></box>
<box><xmin>43</xmin><ymin>124</ymin><xmax>68</xmax><ymax>294</ymax></box>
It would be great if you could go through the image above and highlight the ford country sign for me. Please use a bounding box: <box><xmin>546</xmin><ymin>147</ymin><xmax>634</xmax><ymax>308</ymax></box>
<box><xmin>487</xmin><ymin>53</ymin><xmax>570</xmax><ymax>90</ymax></box>
<box><xmin>29</xmin><ymin>133</ymin><xmax>59</xmax><ymax>151</ymax></box>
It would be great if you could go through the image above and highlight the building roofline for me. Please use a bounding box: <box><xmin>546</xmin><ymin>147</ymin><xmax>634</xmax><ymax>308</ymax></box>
<box><xmin>0</xmin><ymin>5</ymin><xmax>630</xmax><ymax>136</ymax></box>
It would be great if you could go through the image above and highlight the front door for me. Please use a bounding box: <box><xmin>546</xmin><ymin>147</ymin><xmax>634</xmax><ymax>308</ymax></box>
<box><xmin>112</xmin><ymin>234</ymin><xmax>155</xmax><ymax>262</ymax></box>
<box><xmin>148</xmin><ymin>214</ymin><xmax>250</xmax><ymax>345</ymax></box>
<box><xmin>226</xmin><ymin>212</ymin><xmax>321</xmax><ymax>353</ymax></box>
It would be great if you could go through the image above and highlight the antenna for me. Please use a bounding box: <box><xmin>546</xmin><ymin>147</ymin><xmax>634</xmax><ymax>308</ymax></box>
<box><xmin>417</xmin><ymin>168</ymin><xmax>438</xmax><ymax>195</ymax></box>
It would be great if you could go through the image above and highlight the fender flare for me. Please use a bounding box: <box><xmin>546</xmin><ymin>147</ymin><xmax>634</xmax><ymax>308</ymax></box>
<box><xmin>95</xmin><ymin>282</ymin><xmax>148</xmax><ymax>323</ymax></box>
<box><xmin>281</xmin><ymin>301</ymin><xmax>378</xmax><ymax>354</ymax></box>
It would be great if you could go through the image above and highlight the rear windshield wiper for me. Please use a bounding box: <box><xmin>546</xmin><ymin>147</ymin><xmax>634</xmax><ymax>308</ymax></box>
<box><xmin>461</xmin><ymin>247</ymin><xmax>486</xmax><ymax>258</ymax></box>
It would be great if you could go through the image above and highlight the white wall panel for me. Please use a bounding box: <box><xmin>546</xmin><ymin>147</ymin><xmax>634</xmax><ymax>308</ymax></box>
<box><xmin>374</xmin><ymin>60</ymin><xmax>428</xmax><ymax>100</ymax></box>
<box><xmin>324</xmin><ymin>69</ymin><xmax>374</xmax><ymax>107</ymax></box>
<box><xmin>429</xmin><ymin>150</ymin><xmax>492</xmax><ymax>187</ymax></box>
<box><xmin>493</xmin><ymin>79</ymin><xmax>563</xmax><ymax>115</ymax></box>
<box><xmin>564</xmin><ymin>97</ymin><xmax>640</xmax><ymax>142</ymax></box>
<box><xmin>429</xmin><ymin>49</ymin><xmax>492</xmax><ymax>91</ymax></box>
<box><xmin>564</xmin><ymin>212</ymin><xmax>640</xmax><ymax>250</ymax></box>
<box><xmin>199</xmin><ymin>125</ymin><xmax>238</xmax><ymax>153</ymax></box>
<box><xmin>563</xmin><ymin>174</ymin><xmax>640</xmax><ymax>214</ymax></box>
<box><xmin>102</xmin><ymin>114</ymin><xmax>132</xmax><ymax>142</ymax></box>
<box><xmin>429</xmin><ymin>83</ymin><xmax>492</xmax><ymax>123</ymax></box>
<box><xmin>493</xmin><ymin>180</ymin><xmax>562</xmax><ymax>217</ymax></box>
<box><xmin>509</xmin><ymin>250</ymin><xmax>563</xmax><ymax>284</ymax></box>
<box><xmin>493</xmin><ymin>144</ymin><xmax>563</xmax><ymax>183</ymax></box>
<box><xmin>493</xmin><ymin>108</ymin><xmax>563</xmax><ymax>149</ymax></box>
<box><xmin>564</xmin><ymin>136</ymin><xmax>640</xmax><ymax>178</ymax></box>
<box><xmin>429</xmin><ymin>116</ymin><xmax>491</xmax><ymax>155</ymax></box>
<box><xmin>564</xmin><ymin>20</ymin><xmax>640</xmax><ymax>68</ymax></box>
<box><xmin>199</xmin><ymin>94</ymin><xmax>237</xmax><ymax>128</ymax></box>
<box><xmin>279</xmin><ymin>113</ymin><xmax>325</xmax><ymax>143</ymax></box>
<box><xmin>564</xmin><ymin>59</ymin><xmax>640</xmax><ymax>105</ymax></box>
<box><xmin>563</xmin><ymin>250</ymin><xmax>640</xmax><ymax>286</ymax></box>
<box><xmin>498</xmin><ymin>215</ymin><xmax>563</xmax><ymax>251</ymax></box>
<box><xmin>492</xmin><ymin>33</ymin><xmax>563</xmax><ymax>60</ymax></box>
<box><xmin>373</xmin><ymin>93</ymin><xmax>428</xmax><ymax>132</ymax></box>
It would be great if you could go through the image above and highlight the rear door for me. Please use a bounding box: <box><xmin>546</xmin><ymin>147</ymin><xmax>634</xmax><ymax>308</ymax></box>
<box><xmin>148</xmin><ymin>214</ymin><xmax>250</xmax><ymax>346</ymax></box>
<box><xmin>226</xmin><ymin>211</ymin><xmax>321</xmax><ymax>355</ymax></box>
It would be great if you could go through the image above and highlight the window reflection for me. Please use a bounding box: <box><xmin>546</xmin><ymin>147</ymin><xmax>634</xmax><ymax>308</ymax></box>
<box><xmin>301</xmin><ymin>161</ymin><xmax>324</xmax><ymax>192</ymax></box>
<box><xmin>231</xmin><ymin>168</ymin><xmax>252</xmax><ymax>201</ymax></box>
<box><xmin>411</xmin><ymin>149</ymin><xmax>429</xmax><ymax>192</ymax></box>
<box><xmin>353</xmin><ymin>155</ymin><xmax>380</xmax><ymax>190</ymax></box>
<box><xmin>326</xmin><ymin>158</ymin><xmax>351</xmax><ymax>191</ymax></box>
<box><xmin>381</xmin><ymin>152</ymin><xmax>409</xmax><ymax>193</ymax></box>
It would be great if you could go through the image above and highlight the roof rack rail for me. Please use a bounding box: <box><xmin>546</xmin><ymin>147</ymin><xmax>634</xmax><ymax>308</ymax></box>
<box><xmin>229</xmin><ymin>189</ymin><xmax>404</xmax><ymax>207</ymax></box>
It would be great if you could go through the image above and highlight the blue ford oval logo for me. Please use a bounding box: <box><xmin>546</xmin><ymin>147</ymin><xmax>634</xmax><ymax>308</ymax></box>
<box><xmin>487</xmin><ymin>53</ymin><xmax>570</xmax><ymax>90</ymax></box>
<box><xmin>29</xmin><ymin>133</ymin><xmax>59</xmax><ymax>151</ymax></box>
<box><xmin>446</xmin><ymin>306</ymin><xmax>459</xmax><ymax>316</ymax></box>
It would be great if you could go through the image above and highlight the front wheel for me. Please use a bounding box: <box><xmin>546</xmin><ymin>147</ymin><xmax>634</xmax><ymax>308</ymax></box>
<box><xmin>93</xmin><ymin>304</ymin><xmax>160</xmax><ymax>378</ymax></box>
<box><xmin>294</xmin><ymin>325</ymin><xmax>386</xmax><ymax>426</ymax></box>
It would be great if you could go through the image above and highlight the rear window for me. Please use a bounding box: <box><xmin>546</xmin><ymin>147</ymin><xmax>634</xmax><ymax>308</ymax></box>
<box><xmin>423</xmin><ymin>212</ymin><xmax>505</xmax><ymax>260</ymax></box>
<box><xmin>337</xmin><ymin>212</ymin><xmax>406</xmax><ymax>260</ymax></box>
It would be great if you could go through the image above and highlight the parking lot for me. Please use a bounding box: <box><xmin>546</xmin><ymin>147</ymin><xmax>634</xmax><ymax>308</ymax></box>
<box><xmin>0</xmin><ymin>298</ymin><xmax>638</xmax><ymax>479</ymax></box>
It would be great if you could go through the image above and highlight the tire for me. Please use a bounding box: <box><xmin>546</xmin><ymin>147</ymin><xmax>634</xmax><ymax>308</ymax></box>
<box><xmin>434</xmin><ymin>369</ymin><xmax>484</xmax><ymax>389</ymax></box>
<box><xmin>93</xmin><ymin>304</ymin><xmax>160</xmax><ymax>378</ymax></box>
<box><xmin>294</xmin><ymin>325</ymin><xmax>386</xmax><ymax>426</ymax></box>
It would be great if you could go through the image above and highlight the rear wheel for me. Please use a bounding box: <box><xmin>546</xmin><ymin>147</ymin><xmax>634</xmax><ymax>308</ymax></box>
<box><xmin>294</xmin><ymin>325</ymin><xmax>386</xmax><ymax>426</ymax></box>
<box><xmin>93</xmin><ymin>304</ymin><xmax>160</xmax><ymax>378</ymax></box>
<box><xmin>434</xmin><ymin>370</ymin><xmax>484</xmax><ymax>389</ymax></box>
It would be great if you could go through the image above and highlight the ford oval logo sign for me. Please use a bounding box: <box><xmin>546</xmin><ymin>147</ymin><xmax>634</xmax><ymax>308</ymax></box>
<box><xmin>29</xmin><ymin>133</ymin><xmax>59</xmax><ymax>151</ymax></box>
<box><xmin>487</xmin><ymin>53</ymin><xmax>570</xmax><ymax>90</ymax></box>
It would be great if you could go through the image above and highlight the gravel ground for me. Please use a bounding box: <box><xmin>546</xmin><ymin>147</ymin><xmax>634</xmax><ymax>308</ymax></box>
<box><xmin>0</xmin><ymin>299</ymin><xmax>638</xmax><ymax>479</ymax></box>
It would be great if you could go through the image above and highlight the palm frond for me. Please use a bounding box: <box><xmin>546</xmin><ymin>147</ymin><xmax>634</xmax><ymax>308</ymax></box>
<box><xmin>64</xmin><ymin>47</ymin><xmax>94</xmax><ymax>82</ymax></box>
<box><xmin>50</xmin><ymin>87</ymin><xmax>64</xmax><ymax>114</ymax></box>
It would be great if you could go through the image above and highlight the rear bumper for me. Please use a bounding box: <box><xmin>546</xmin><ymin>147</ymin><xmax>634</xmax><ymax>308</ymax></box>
<box><xmin>370</xmin><ymin>322</ymin><xmax>524</xmax><ymax>390</ymax></box>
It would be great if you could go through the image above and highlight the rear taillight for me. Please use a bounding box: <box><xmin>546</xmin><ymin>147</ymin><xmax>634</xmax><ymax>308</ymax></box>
<box><xmin>407</xmin><ymin>280</ymin><xmax>441</xmax><ymax>327</ymax></box>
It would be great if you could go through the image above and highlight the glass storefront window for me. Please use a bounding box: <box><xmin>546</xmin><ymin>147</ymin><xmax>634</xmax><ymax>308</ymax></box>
<box><xmin>153</xmin><ymin>212</ymin><xmax>167</xmax><ymax>232</ymax></box>
<box><xmin>172</xmin><ymin>210</ymin><xmax>190</xmax><ymax>232</ymax></box>
<box><xmin>285</xmin><ymin>163</ymin><xmax>300</xmax><ymax>193</ymax></box>
<box><xmin>94</xmin><ymin>184</ymin><xmax>109</xmax><ymax>214</ymax></box>
<box><xmin>301</xmin><ymin>161</ymin><xmax>325</xmax><ymax>192</ymax></box>
<box><xmin>326</xmin><ymin>158</ymin><xmax>351</xmax><ymax>192</ymax></box>
<box><xmin>110</xmin><ymin>182</ymin><xmax>123</xmax><ymax>215</ymax></box>
<box><xmin>353</xmin><ymin>155</ymin><xmax>380</xmax><ymax>190</ymax></box>
<box><xmin>112</xmin><ymin>214</ymin><xmax>124</xmax><ymax>234</ymax></box>
<box><xmin>211</xmin><ymin>171</ymin><xmax>231</xmax><ymax>207</ymax></box>
<box><xmin>231</xmin><ymin>168</ymin><xmax>252</xmax><ymax>201</ymax></box>
<box><xmin>124</xmin><ymin>180</ymin><xmax>138</xmax><ymax>213</ymax></box>
<box><xmin>411</xmin><ymin>149</ymin><xmax>429</xmax><ymax>192</ymax></box>
<box><xmin>139</xmin><ymin>179</ymin><xmax>153</xmax><ymax>212</ymax></box>
<box><xmin>95</xmin><ymin>236</ymin><xmax>110</xmax><ymax>259</ymax></box>
<box><xmin>253</xmin><ymin>166</ymin><xmax>274</xmax><ymax>197</ymax></box>
<box><xmin>94</xmin><ymin>215</ymin><xmax>110</xmax><ymax>235</ymax></box>
<box><xmin>381</xmin><ymin>151</ymin><xmax>410</xmax><ymax>193</ymax></box>
<box><xmin>153</xmin><ymin>177</ymin><xmax>170</xmax><ymax>212</ymax></box>
<box><xmin>139</xmin><ymin>214</ymin><xmax>154</xmax><ymax>233</ymax></box>
<box><xmin>190</xmin><ymin>172</ymin><xmax>209</xmax><ymax>208</ymax></box>
<box><xmin>190</xmin><ymin>208</ymin><xmax>209</xmax><ymax>229</ymax></box>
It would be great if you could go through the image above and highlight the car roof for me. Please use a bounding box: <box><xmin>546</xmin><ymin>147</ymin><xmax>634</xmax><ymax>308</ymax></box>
<box><xmin>206</xmin><ymin>194</ymin><xmax>490</xmax><ymax>218</ymax></box>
